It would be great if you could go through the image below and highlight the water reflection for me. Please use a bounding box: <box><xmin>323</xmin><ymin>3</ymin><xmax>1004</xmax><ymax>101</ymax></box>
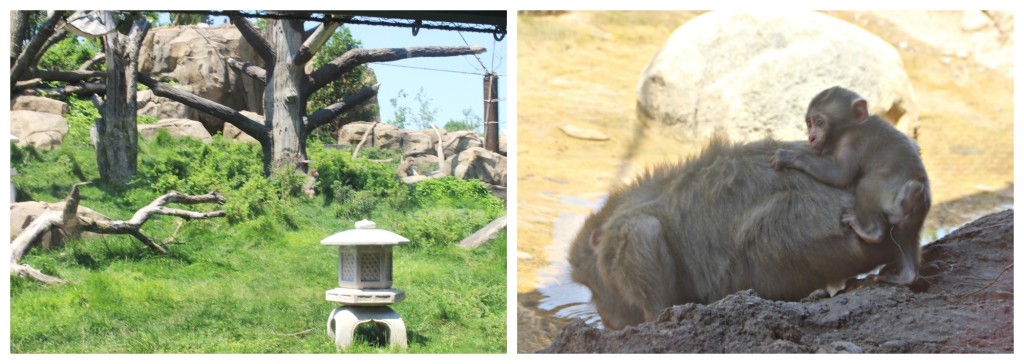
<box><xmin>534</xmin><ymin>195</ymin><xmax>607</xmax><ymax>328</ymax></box>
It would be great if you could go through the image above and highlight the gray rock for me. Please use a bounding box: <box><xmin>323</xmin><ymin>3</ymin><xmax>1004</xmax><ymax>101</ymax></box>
<box><xmin>336</xmin><ymin>121</ymin><xmax>401</xmax><ymax>150</ymax></box>
<box><xmin>637</xmin><ymin>11</ymin><xmax>919</xmax><ymax>143</ymax></box>
<box><xmin>10</xmin><ymin>110</ymin><xmax>68</xmax><ymax>150</ymax></box>
<box><xmin>559</xmin><ymin>124</ymin><xmax>610</xmax><ymax>141</ymax></box>
<box><xmin>139</xmin><ymin>25</ymin><xmax>265</xmax><ymax>134</ymax></box>
<box><xmin>138</xmin><ymin>118</ymin><xmax>212</xmax><ymax>142</ymax></box>
<box><xmin>11</xmin><ymin>96</ymin><xmax>69</xmax><ymax>116</ymax></box>
<box><xmin>446</xmin><ymin>147</ymin><xmax>507</xmax><ymax>186</ymax></box>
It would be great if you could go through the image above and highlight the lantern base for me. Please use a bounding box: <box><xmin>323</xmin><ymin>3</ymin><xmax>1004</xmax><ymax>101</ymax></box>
<box><xmin>327</xmin><ymin>305</ymin><xmax>408</xmax><ymax>350</ymax></box>
<box><xmin>326</xmin><ymin>287</ymin><xmax>405</xmax><ymax>306</ymax></box>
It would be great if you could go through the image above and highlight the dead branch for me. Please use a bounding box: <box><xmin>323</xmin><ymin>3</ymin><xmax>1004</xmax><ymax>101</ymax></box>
<box><xmin>78</xmin><ymin>52</ymin><xmax>106</xmax><ymax>71</ymax></box>
<box><xmin>352</xmin><ymin>122</ymin><xmax>377</xmax><ymax>160</ymax></box>
<box><xmin>227</xmin><ymin>58</ymin><xmax>267</xmax><ymax>83</ymax></box>
<box><xmin>11</xmin><ymin>11</ymin><xmax>66</xmax><ymax>83</ymax></box>
<box><xmin>430</xmin><ymin>123</ymin><xmax>448</xmax><ymax>177</ymax></box>
<box><xmin>458</xmin><ymin>215</ymin><xmax>507</xmax><ymax>249</ymax></box>
<box><xmin>9</xmin><ymin>184</ymin><xmax>227</xmax><ymax>284</ymax></box>
<box><xmin>18</xmin><ymin>82</ymin><xmax>106</xmax><ymax>97</ymax></box>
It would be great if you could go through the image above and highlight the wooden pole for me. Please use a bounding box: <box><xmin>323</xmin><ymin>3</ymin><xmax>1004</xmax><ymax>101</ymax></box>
<box><xmin>483</xmin><ymin>73</ymin><xmax>499</xmax><ymax>153</ymax></box>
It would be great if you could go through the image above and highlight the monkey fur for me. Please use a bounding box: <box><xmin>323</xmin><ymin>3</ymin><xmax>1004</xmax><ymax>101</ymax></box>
<box><xmin>569</xmin><ymin>138</ymin><xmax>904</xmax><ymax>329</ymax></box>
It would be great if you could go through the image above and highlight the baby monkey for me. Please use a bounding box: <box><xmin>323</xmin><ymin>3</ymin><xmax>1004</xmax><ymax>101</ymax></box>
<box><xmin>771</xmin><ymin>86</ymin><xmax>930</xmax><ymax>285</ymax></box>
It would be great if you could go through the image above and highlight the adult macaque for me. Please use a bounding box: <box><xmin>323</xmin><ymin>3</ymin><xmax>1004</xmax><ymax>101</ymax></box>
<box><xmin>569</xmin><ymin>138</ymin><xmax>905</xmax><ymax>330</ymax></box>
<box><xmin>771</xmin><ymin>86</ymin><xmax>930</xmax><ymax>285</ymax></box>
<box><xmin>395</xmin><ymin>157</ymin><xmax>416</xmax><ymax>178</ymax></box>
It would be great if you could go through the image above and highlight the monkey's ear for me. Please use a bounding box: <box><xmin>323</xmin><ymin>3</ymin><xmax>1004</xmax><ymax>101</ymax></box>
<box><xmin>589</xmin><ymin>231</ymin><xmax>601</xmax><ymax>248</ymax></box>
<box><xmin>851</xmin><ymin>98</ymin><xmax>869</xmax><ymax>124</ymax></box>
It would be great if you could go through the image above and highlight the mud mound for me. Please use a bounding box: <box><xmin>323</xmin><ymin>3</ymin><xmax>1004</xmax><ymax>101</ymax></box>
<box><xmin>541</xmin><ymin>210</ymin><xmax>1013</xmax><ymax>353</ymax></box>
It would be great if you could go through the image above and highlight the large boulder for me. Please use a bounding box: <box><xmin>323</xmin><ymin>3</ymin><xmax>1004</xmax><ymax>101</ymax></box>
<box><xmin>336</xmin><ymin>122</ymin><xmax>401</xmax><ymax>149</ymax></box>
<box><xmin>441</xmin><ymin>130</ymin><xmax>484</xmax><ymax>156</ymax></box>
<box><xmin>401</xmin><ymin>130</ymin><xmax>442</xmax><ymax>156</ymax></box>
<box><xmin>139</xmin><ymin>24</ymin><xmax>265</xmax><ymax>135</ymax></box>
<box><xmin>137</xmin><ymin>88</ymin><xmax>199</xmax><ymax>121</ymax></box>
<box><xmin>10</xmin><ymin>110</ymin><xmax>68</xmax><ymax>150</ymax></box>
<box><xmin>637</xmin><ymin>11</ymin><xmax>919</xmax><ymax>142</ymax></box>
<box><xmin>138</xmin><ymin>118</ymin><xmax>213</xmax><ymax>142</ymax></box>
<box><xmin>11</xmin><ymin>96</ymin><xmax>69</xmax><ymax>116</ymax></box>
<box><xmin>10</xmin><ymin>201</ymin><xmax>110</xmax><ymax>250</ymax></box>
<box><xmin>446</xmin><ymin>147</ymin><xmax>507</xmax><ymax>186</ymax></box>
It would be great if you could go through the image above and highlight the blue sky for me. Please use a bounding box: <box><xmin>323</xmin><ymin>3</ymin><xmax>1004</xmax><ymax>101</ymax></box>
<box><xmin>345</xmin><ymin>23</ymin><xmax>507</xmax><ymax>132</ymax></box>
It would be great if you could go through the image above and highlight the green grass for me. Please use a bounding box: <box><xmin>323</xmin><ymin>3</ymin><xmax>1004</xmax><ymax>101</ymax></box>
<box><xmin>10</xmin><ymin>110</ymin><xmax>507</xmax><ymax>353</ymax></box>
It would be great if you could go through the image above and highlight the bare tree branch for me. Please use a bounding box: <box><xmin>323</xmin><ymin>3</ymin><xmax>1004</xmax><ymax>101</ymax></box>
<box><xmin>139</xmin><ymin>74</ymin><xmax>269</xmax><ymax>141</ymax></box>
<box><xmin>11</xmin><ymin>11</ymin><xmax>66</xmax><ymax>83</ymax></box>
<box><xmin>78</xmin><ymin>52</ymin><xmax>105</xmax><ymax>71</ymax></box>
<box><xmin>229</xmin><ymin>12</ymin><xmax>273</xmax><ymax>64</ymax></box>
<box><xmin>35</xmin><ymin>70</ymin><xmax>106</xmax><ymax>82</ymax></box>
<box><xmin>18</xmin><ymin>82</ymin><xmax>106</xmax><ymax>97</ymax></box>
<box><xmin>304</xmin><ymin>45</ymin><xmax>485</xmax><ymax>97</ymax></box>
<box><xmin>293</xmin><ymin>17</ymin><xmax>339</xmax><ymax>65</ymax></box>
<box><xmin>10</xmin><ymin>185</ymin><xmax>229</xmax><ymax>284</ymax></box>
<box><xmin>305</xmin><ymin>83</ymin><xmax>380</xmax><ymax>133</ymax></box>
<box><xmin>227</xmin><ymin>58</ymin><xmax>267</xmax><ymax>83</ymax></box>
<box><xmin>32</xmin><ymin>25</ymin><xmax>69</xmax><ymax>64</ymax></box>
<box><xmin>352</xmin><ymin>122</ymin><xmax>377</xmax><ymax>160</ymax></box>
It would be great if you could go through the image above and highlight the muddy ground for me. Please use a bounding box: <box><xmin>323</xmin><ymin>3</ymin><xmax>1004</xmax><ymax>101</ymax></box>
<box><xmin>541</xmin><ymin>210</ymin><xmax>1013</xmax><ymax>353</ymax></box>
<box><xmin>516</xmin><ymin>11</ymin><xmax>1014</xmax><ymax>353</ymax></box>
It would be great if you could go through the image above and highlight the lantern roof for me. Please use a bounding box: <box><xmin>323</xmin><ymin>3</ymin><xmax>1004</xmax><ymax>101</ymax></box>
<box><xmin>321</xmin><ymin>220</ymin><xmax>410</xmax><ymax>246</ymax></box>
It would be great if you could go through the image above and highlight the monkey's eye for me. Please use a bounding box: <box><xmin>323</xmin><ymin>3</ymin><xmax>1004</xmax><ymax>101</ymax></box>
<box><xmin>814</xmin><ymin>119</ymin><xmax>825</xmax><ymax>127</ymax></box>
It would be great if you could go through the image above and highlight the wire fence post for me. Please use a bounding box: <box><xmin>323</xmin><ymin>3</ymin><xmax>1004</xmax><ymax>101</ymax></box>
<box><xmin>483</xmin><ymin>72</ymin><xmax>499</xmax><ymax>153</ymax></box>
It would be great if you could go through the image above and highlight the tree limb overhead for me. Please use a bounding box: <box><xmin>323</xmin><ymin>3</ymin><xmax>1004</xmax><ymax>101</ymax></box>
<box><xmin>305</xmin><ymin>83</ymin><xmax>380</xmax><ymax>132</ymax></box>
<box><xmin>227</xmin><ymin>58</ymin><xmax>267</xmax><ymax>83</ymax></box>
<box><xmin>229</xmin><ymin>12</ymin><xmax>274</xmax><ymax>65</ymax></box>
<box><xmin>304</xmin><ymin>45</ymin><xmax>486</xmax><ymax>97</ymax></box>
<box><xmin>139</xmin><ymin>74</ymin><xmax>269</xmax><ymax>140</ymax></box>
<box><xmin>11</xmin><ymin>11</ymin><xmax>66</xmax><ymax>83</ymax></box>
<box><xmin>293</xmin><ymin>18</ymin><xmax>339</xmax><ymax>66</ymax></box>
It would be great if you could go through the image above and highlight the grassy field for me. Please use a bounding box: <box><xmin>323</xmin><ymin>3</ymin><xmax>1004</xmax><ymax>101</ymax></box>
<box><xmin>9</xmin><ymin>98</ymin><xmax>507</xmax><ymax>353</ymax></box>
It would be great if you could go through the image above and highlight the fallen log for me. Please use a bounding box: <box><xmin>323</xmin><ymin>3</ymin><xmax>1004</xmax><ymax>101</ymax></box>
<box><xmin>458</xmin><ymin>215</ymin><xmax>507</xmax><ymax>249</ymax></box>
<box><xmin>9</xmin><ymin>183</ymin><xmax>227</xmax><ymax>284</ymax></box>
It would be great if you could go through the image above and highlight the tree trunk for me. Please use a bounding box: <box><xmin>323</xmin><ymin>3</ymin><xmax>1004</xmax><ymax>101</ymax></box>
<box><xmin>96</xmin><ymin>18</ymin><xmax>149</xmax><ymax>184</ymax></box>
<box><xmin>266</xmin><ymin>18</ymin><xmax>308</xmax><ymax>173</ymax></box>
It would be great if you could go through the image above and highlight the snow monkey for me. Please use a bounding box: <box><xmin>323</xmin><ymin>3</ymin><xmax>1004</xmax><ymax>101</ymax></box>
<box><xmin>771</xmin><ymin>86</ymin><xmax>930</xmax><ymax>286</ymax></box>
<box><xmin>570</xmin><ymin>138</ymin><xmax>905</xmax><ymax>330</ymax></box>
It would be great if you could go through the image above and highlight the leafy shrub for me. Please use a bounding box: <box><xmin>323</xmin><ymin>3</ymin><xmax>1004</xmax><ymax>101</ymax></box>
<box><xmin>308</xmin><ymin>145</ymin><xmax>408</xmax><ymax>207</ymax></box>
<box><xmin>396</xmin><ymin>208</ymin><xmax>491</xmax><ymax>249</ymax></box>
<box><xmin>39</xmin><ymin>36</ymin><xmax>100</xmax><ymax>72</ymax></box>
<box><xmin>411</xmin><ymin>177</ymin><xmax>504</xmax><ymax>219</ymax></box>
<box><xmin>64</xmin><ymin>95</ymin><xmax>101</xmax><ymax>147</ymax></box>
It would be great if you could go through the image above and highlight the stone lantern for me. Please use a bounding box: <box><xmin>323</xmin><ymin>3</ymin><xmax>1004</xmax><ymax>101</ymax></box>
<box><xmin>321</xmin><ymin>219</ymin><xmax>409</xmax><ymax>350</ymax></box>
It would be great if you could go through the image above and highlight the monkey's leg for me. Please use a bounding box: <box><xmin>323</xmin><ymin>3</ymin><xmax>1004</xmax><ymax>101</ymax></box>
<box><xmin>885</xmin><ymin>180</ymin><xmax>929</xmax><ymax>225</ymax></box>
<box><xmin>596</xmin><ymin>213</ymin><xmax>675</xmax><ymax>323</ymax></box>
<box><xmin>842</xmin><ymin>179</ymin><xmax>891</xmax><ymax>244</ymax></box>
<box><xmin>870</xmin><ymin>225</ymin><xmax>921</xmax><ymax>286</ymax></box>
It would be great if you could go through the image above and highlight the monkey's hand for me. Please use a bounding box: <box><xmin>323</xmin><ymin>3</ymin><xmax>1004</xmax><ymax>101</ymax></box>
<box><xmin>770</xmin><ymin>149</ymin><xmax>797</xmax><ymax>170</ymax></box>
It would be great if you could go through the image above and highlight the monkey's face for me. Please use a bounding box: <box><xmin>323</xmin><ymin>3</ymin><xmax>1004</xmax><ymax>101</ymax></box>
<box><xmin>805</xmin><ymin>111</ymin><xmax>832</xmax><ymax>155</ymax></box>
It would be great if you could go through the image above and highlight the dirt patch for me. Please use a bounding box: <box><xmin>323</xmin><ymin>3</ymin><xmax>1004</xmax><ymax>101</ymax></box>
<box><xmin>541</xmin><ymin>210</ymin><xmax>1013</xmax><ymax>353</ymax></box>
<box><xmin>517</xmin><ymin>11</ymin><xmax>1013</xmax><ymax>353</ymax></box>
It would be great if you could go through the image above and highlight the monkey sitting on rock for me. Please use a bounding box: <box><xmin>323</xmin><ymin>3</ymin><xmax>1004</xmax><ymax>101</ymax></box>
<box><xmin>570</xmin><ymin>137</ymin><xmax>912</xmax><ymax>330</ymax></box>
<box><xmin>771</xmin><ymin>86</ymin><xmax>930</xmax><ymax>286</ymax></box>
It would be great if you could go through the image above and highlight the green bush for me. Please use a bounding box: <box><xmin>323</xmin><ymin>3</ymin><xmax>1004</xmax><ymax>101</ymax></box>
<box><xmin>396</xmin><ymin>208</ymin><xmax>491</xmax><ymax>249</ymax></box>
<box><xmin>411</xmin><ymin>177</ymin><xmax>504</xmax><ymax>219</ymax></box>
<box><xmin>308</xmin><ymin>144</ymin><xmax>408</xmax><ymax>207</ymax></box>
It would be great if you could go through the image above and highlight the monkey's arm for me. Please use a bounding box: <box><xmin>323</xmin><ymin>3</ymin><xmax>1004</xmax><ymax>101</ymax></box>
<box><xmin>772</xmin><ymin>148</ymin><xmax>857</xmax><ymax>188</ymax></box>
